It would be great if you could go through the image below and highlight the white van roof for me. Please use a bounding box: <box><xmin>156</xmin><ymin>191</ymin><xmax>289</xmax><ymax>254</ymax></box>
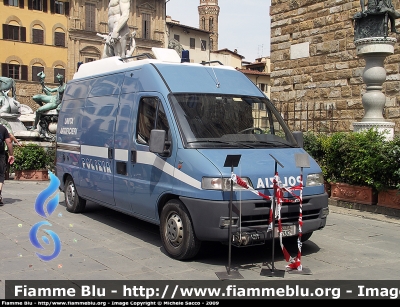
<box><xmin>73</xmin><ymin>48</ymin><xmax>184</xmax><ymax>80</ymax></box>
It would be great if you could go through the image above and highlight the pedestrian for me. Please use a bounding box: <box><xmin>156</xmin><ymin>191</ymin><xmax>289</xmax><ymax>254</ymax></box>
<box><xmin>0</xmin><ymin>119</ymin><xmax>22</xmax><ymax>180</ymax></box>
<box><xmin>0</xmin><ymin>123</ymin><xmax>14</xmax><ymax>205</ymax></box>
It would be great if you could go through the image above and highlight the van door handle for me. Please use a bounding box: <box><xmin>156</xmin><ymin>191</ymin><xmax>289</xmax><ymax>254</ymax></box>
<box><xmin>131</xmin><ymin>150</ymin><xmax>136</xmax><ymax>163</ymax></box>
<box><xmin>108</xmin><ymin>148</ymin><xmax>113</xmax><ymax>159</ymax></box>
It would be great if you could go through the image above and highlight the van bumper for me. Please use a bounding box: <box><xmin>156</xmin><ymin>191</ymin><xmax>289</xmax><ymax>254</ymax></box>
<box><xmin>180</xmin><ymin>193</ymin><xmax>329</xmax><ymax>242</ymax></box>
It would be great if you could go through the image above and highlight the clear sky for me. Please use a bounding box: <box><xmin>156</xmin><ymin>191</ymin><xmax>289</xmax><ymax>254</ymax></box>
<box><xmin>166</xmin><ymin>0</ymin><xmax>271</xmax><ymax>62</ymax></box>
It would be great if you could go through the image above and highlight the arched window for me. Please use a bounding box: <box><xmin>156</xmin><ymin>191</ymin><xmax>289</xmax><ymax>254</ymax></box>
<box><xmin>1</xmin><ymin>61</ymin><xmax>28</xmax><ymax>80</ymax></box>
<box><xmin>201</xmin><ymin>17</ymin><xmax>205</xmax><ymax>30</ymax></box>
<box><xmin>3</xmin><ymin>21</ymin><xmax>26</xmax><ymax>42</ymax></box>
<box><xmin>209</xmin><ymin>17</ymin><xmax>213</xmax><ymax>31</ymax></box>
<box><xmin>54</xmin><ymin>30</ymin><xmax>65</xmax><ymax>47</ymax></box>
<box><xmin>32</xmin><ymin>25</ymin><xmax>44</xmax><ymax>44</ymax></box>
<box><xmin>32</xmin><ymin>64</ymin><xmax>44</xmax><ymax>81</ymax></box>
<box><xmin>54</xmin><ymin>66</ymin><xmax>65</xmax><ymax>82</ymax></box>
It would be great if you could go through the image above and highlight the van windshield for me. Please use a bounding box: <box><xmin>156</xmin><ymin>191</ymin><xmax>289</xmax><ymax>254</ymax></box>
<box><xmin>169</xmin><ymin>94</ymin><xmax>299</xmax><ymax>149</ymax></box>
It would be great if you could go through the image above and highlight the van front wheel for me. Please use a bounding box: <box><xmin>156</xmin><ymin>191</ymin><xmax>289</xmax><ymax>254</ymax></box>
<box><xmin>160</xmin><ymin>200</ymin><xmax>201</xmax><ymax>260</ymax></box>
<box><xmin>64</xmin><ymin>176</ymin><xmax>86</xmax><ymax>213</ymax></box>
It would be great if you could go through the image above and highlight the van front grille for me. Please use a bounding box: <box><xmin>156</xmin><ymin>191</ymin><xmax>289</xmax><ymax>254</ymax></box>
<box><xmin>240</xmin><ymin>208</ymin><xmax>321</xmax><ymax>227</ymax></box>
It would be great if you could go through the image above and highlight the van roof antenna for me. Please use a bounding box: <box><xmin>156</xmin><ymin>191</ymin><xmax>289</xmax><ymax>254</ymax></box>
<box><xmin>212</xmin><ymin>67</ymin><xmax>220</xmax><ymax>88</ymax></box>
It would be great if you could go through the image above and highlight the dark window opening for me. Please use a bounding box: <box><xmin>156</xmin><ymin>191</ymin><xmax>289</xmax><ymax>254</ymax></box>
<box><xmin>190</xmin><ymin>38</ymin><xmax>195</xmax><ymax>49</ymax></box>
<box><xmin>1</xmin><ymin>63</ymin><xmax>28</xmax><ymax>81</ymax></box>
<box><xmin>32</xmin><ymin>66</ymin><xmax>44</xmax><ymax>81</ymax></box>
<box><xmin>85</xmin><ymin>3</ymin><xmax>96</xmax><ymax>32</ymax></box>
<box><xmin>32</xmin><ymin>0</ymin><xmax>42</xmax><ymax>11</ymax></box>
<box><xmin>3</xmin><ymin>24</ymin><xmax>26</xmax><ymax>41</ymax></box>
<box><xmin>137</xmin><ymin>97</ymin><xmax>170</xmax><ymax>145</ymax></box>
<box><xmin>32</xmin><ymin>28</ymin><xmax>44</xmax><ymax>44</ymax></box>
<box><xmin>54</xmin><ymin>67</ymin><xmax>65</xmax><ymax>82</ymax></box>
<box><xmin>201</xmin><ymin>39</ymin><xmax>207</xmax><ymax>51</ymax></box>
<box><xmin>9</xmin><ymin>0</ymin><xmax>19</xmax><ymax>7</ymax></box>
<box><xmin>142</xmin><ymin>13</ymin><xmax>151</xmax><ymax>39</ymax></box>
<box><xmin>54</xmin><ymin>0</ymin><xmax>64</xmax><ymax>14</ymax></box>
<box><xmin>54</xmin><ymin>32</ymin><xmax>65</xmax><ymax>46</ymax></box>
<box><xmin>174</xmin><ymin>34</ymin><xmax>180</xmax><ymax>42</ymax></box>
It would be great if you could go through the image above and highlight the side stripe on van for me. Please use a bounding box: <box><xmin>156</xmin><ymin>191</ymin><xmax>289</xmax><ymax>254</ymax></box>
<box><xmin>136</xmin><ymin>151</ymin><xmax>202</xmax><ymax>189</ymax></box>
<box><xmin>81</xmin><ymin>145</ymin><xmax>109</xmax><ymax>158</ymax></box>
<box><xmin>60</xmin><ymin>144</ymin><xmax>202</xmax><ymax>190</ymax></box>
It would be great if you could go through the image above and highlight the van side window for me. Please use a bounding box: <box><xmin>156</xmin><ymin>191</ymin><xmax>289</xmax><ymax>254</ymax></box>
<box><xmin>137</xmin><ymin>97</ymin><xmax>169</xmax><ymax>145</ymax></box>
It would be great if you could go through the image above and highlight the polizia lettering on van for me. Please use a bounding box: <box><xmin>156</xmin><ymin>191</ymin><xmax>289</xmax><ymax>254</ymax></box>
<box><xmin>257</xmin><ymin>176</ymin><xmax>301</xmax><ymax>189</ymax></box>
<box><xmin>82</xmin><ymin>158</ymin><xmax>112</xmax><ymax>173</ymax></box>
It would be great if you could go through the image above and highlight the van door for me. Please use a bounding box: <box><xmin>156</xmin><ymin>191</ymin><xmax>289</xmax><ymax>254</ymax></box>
<box><xmin>113</xmin><ymin>92</ymin><xmax>135</xmax><ymax>213</ymax></box>
<box><xmin>130</xmin><ymin>93</ymin><xmax>176</xmax><ymax>220</ymax></box>
<box><xmin>79</xmin><ymin>73</ymin><xmax>124</xmax><ymax>206</ymax></box>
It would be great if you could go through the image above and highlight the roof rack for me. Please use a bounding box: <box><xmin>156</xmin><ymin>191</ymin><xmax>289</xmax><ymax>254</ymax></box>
<box><xmin>120</xmin><ymin>53</ymin><xmax>155</xmax><ymax>62</ymax></box>
<box><xmin>200</xmin><ymin>60</ymin><xmax>224</xmax><ymax>66</ymax></box>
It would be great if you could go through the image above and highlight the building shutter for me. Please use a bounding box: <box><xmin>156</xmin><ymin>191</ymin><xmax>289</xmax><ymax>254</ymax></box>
<box><xmin>20</xmin><ymin>27</ymin><xmax>26</xmax><ymax>41</ymax></box>
<box><xmin>64</xmin><ymin>1</ymin><xmax>69</xmax><ymax>16</ymax></box>
<box><xmin>32</xmin><ymin>66</ymin><xmax>44</xmax><ymax>81</ymax></box>
<box><xmin>28</xmin><ymin>0</ymin><xmax>32</xmax><ymax>10</ymax></box>
<box><xmin>19</xmin><ymin>0</ymin><xmax>24</xmax><ymax>8</ymax></box>
<box><xmin>33</xmin><ymin>28</ymin><xmax>44</xmax><ymax>44</ymax></box>
<box><xmin>54</xmin><ymin>68</ymin><xmax>65</xmax><ymax>82</ymax></box>
<box><xmin>1</xmin><ymin>63</ymin><xmax>9</xmax><ymax>77</ymax></box>
<box><xmin>85</xmin><ymin>3</ymin><xmax>95</xmax><ymax>32</ymax></box>
<box><xmin>43</xmin><ymin>0</ymin><xmax>47</xmax><ymax>12</ymax></box>
<box><xmin>50</xmin><ymin>0</ymin><xmax>54</xmax><ymax>13</ymax></box>
<box><xmin>2</xmin><ymin>24</ymin><xmax>8</xmax><ymax>39</ymax></box>
<box><xmin>55</xmin><ymin>32</ymin><xmax>65</xmax><ymax>46</ymax></box>
<box><xmin>21</xmin><ymin>65</ymin><xmax>28</xmax><ymax>81</ymax></box>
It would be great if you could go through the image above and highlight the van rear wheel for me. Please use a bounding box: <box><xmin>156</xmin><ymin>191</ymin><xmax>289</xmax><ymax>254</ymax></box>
<box><xmin>64</xmin><ymin>176</ymin><xmax>86</xmax><ymax>213</ymax></box>
<box><xmin>160</xmin><ymin>199</ymin><xmax>201</xmax><ymax>260</ymax></box>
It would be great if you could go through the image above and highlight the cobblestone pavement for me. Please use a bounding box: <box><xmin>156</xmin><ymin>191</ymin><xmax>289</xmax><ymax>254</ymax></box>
<box><xmin>1</xmin><ymin>180</ymin><xmax>400</xmax><ymax>299</ymax></box>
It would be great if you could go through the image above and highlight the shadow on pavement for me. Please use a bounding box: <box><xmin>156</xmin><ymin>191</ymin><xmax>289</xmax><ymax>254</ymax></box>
<box><xmin>58</xmin><ymin>199</ymin><xmax>321</xmax><ymax>267</ymax></box>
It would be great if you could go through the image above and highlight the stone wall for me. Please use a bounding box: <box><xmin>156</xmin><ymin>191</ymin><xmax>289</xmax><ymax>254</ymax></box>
<box><xmin>270</xmin><ymin>0</ymin><xmax>400</xmax><ymax>133</ymax></box>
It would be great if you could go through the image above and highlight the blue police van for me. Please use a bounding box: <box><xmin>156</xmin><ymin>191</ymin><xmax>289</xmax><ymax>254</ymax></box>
<box><xmin>56</xmin><ymin>48</ymin><xmax>329</xmax><ymax>260</ymax></box>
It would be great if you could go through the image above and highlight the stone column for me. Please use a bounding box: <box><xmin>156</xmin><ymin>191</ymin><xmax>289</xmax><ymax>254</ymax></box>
<box><xmin>353</xmin><ymin>37</ymin><xmax>396</xmax><ymax>141</ymax></box>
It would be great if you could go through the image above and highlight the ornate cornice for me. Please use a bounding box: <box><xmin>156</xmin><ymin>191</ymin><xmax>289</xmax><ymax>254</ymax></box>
<box><xmin>354</xmin><ymin>37</ymin><xmax>397</xmax><ymax>46</ymax></box>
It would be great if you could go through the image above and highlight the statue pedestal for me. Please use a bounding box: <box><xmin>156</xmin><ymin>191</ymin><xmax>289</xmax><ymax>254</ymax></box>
<box><xmin>354</xmin><ymin>37</ymin><xmax>396</xmax><ymax>141</ymax></box>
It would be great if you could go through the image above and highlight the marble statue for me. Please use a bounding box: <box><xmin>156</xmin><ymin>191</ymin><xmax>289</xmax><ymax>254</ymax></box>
<box><xmin>168</xmin><ymin>38</ymin><xmax>184</xmax><ymax>56</ymax></box>
<box><xmin>0</xmin><ymin>77</ymin><xmax>39</xmax><ymax>140</ymax></box>
<box><xmin>0</xmin><ymin>77</ymin><xmax>16</xmax><ymax>100</ymax></box>
<box><xmin>97</xmin><ymin>0</ymin><xmax>136</xmax><ymax>58</ymax></box>
<box><xmin>0</xmin><ymin>89</ymin><xmax>20</xmax><ymax>114</ymax></box>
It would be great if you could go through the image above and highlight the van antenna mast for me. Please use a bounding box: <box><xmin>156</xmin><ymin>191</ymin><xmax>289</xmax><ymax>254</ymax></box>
<box><xmin>200</xmin><ymin>38</ymin><xmax>219</xmax><ymax>88</ymax></box>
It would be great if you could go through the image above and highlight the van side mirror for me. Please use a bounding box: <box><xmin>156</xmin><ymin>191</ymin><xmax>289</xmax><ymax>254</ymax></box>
<box><xmin>292</xmin><ymin>131</ymin><xmax>304</xmax><ymax>148</ymax></box>
<box><xmin>149</xmin><ymin>129</ymin><xmax>167</xmax><ymax>154</ymax></box>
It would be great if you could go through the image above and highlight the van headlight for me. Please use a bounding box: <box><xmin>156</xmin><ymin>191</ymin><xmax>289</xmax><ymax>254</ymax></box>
<box><xmin>202</xmin><ymin>177</ymin><xmax>252</xmax><ymax>191</ymax></box>
<box><xmin>306</xmin><ymin>172</ymin><xmax>324</xmax><ymax>187</ymax></box>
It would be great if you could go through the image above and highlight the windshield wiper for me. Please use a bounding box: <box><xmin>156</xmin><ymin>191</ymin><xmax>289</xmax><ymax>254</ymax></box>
<box><xmin>255</xmin><ymin>140</ymin><xmax>295</xmax><ymax>148</ymax></box>
<box><xmin>187</xmin><ymin>140</ymin><xmax>255</xmax><ymax>148</ymax></box>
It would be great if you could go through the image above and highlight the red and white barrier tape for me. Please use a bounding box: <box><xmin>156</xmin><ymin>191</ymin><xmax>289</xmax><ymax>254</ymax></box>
<box><xmin>231</xmin><ymin>173</ymin><xmax>304</xmax><ymax>271</ymax></box>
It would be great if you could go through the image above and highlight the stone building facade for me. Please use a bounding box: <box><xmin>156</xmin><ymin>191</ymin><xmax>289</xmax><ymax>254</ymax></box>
<box><xmin>1</xmin><ymin>0</ymin><xmax>69</xmax><ymax>111</ymax></box>
<box><xmin>270</xmin><ymin>0</ymin><xmax>400</xmax><ymax>133</ymax></box>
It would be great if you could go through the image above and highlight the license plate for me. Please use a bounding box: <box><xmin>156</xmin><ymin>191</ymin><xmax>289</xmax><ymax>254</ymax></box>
<box><xmin>274</xmin><ymin>225</ymin><xmax>296</xmax><ymax>238</ymax></box>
